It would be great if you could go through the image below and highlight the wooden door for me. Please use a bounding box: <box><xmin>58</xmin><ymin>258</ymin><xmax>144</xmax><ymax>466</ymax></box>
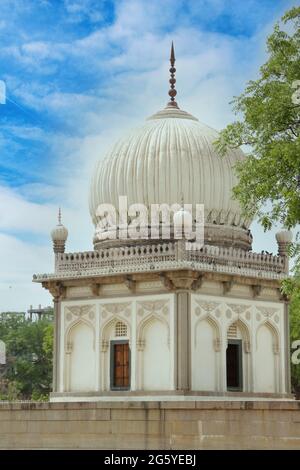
<box><xmin>113</xmin><ymin>342</ymin><xmax>130</xmax><ymax>388</ymax></box>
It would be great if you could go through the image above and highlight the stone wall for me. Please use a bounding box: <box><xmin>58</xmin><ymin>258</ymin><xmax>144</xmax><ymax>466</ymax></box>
<box><xmin>0</xmin><ymin>400</ymin><xmax>300</xmax><ymax>449</ymax></box>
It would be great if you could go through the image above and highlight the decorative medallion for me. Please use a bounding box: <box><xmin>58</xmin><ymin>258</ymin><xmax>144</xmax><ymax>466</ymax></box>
<box><xmin>138</xmin><ymin>300</ymin><xmax>168</xmax><ymax>313</ymax></box>
<box><xmin>227</xmin><ymin>304</ymin><xmax>250</xmax><ymax>315</ymax></box>
<box><xmin>257</xmin><ymin>307</ymin><xmax>278</xmax><ymax>318</ymax></box>
<box><xmin>138</xmin><ymin>308</ymin><xmax>144</xmax><ymax>317</ymax></box>
<box><xmin>102</xmin><ymin>302</ymin><xmax>131</xmax><ymax>315</ymax></box>
<box><xmin>195</xmin><ymin>307</ymin><xmax>201</xmax><ymax>317</ymax></box>
<box><xmin>162</xmin><ymin>306</ymin><xmax>169</xmax><ymax>316</ymax></box>
<box><xmin>215</xmin><ymin>309</ymin><xmax>221</xmax><ymax>318</ymax></box>
<box><xmin>195</xmin><ymin>300</ymin><xmax>220</xmax><ymax>313</ymax></box>
<box><xmin>89</xmin><ymin>311</ymin><xmax>95</xmax><ymax>320</ymax></box>
<box><xmin>226</xmin><ymin>309</ymin><xmax>232</xmax><ymax>319</ymax></box>
<box><xmin>124</xmin><ymin>308</ymin><xmax>131</xmax><ymax>318</ymax></box>
<box><xmin>66</xmin><ymin>312</ymin><xmax>72</xmax><ymax>322</ymax></box>
<box><xmin>65</xmin><ymin>304</ymin><xmax>96</xmax><ymax>324</ymax></box>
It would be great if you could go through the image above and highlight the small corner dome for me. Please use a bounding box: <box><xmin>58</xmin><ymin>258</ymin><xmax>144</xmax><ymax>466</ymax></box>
<box><xmin>51</xmin><ymin>209</ymin><xmax>68</xmax><ymax>242</ymax></box>
<box><xmin>275</xmin><ymin>230</ymin><xmax>293</xmax><ymax>244</ymax></box>
<box><xmin>173</xmin><ymin>205</ymin><xmax>192</xmax><ymax>226</ymax></box>
<box><xmin>51</xmin><ymin>224</ymin><xmax>68</xmax><ymax>242</ymax></box>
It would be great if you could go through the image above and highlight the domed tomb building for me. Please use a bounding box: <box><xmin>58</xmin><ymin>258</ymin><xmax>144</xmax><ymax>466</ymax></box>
<box><xmin>34</xmin><ymin>45</ymin><xmax>292</xmax><ymax>401</ymax></box>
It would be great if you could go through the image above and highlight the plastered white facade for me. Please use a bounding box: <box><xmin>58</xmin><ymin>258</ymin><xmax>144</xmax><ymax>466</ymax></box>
<box><xmin>59</xmin><ymin>294</ymin><xmax>176</xmax><ymax>394</ymax></box>
<box><xmin>55</xmin><ymin>291</ymin><xmax>287</xmax><ymax>398</ymax></box>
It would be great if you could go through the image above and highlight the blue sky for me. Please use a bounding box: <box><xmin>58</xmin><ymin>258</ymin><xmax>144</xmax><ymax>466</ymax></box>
<box><xmin>0</xmin><ymin>0</ymin><xmax>296</xmax><ymax>310</ymax></box>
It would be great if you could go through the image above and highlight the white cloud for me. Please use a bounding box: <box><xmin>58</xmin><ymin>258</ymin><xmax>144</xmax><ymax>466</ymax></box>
<box><xmin>0</xmin><ymin>0</ymin><xmax>294</xmax><ymax>311</ymax></box>
<box><xmin>0</xmin><ymin>185</ymin><xmax>57</xmax><ymax>234</ymax></box>
<box><xmin>0</xmin><ymin>233</ymin><xmax>52</xmax><ymax>311</ymax></box>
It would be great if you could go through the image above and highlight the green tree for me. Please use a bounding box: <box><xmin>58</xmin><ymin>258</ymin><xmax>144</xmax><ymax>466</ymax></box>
<box><xmin>215</xmin><ymin>7</ymin><xmax>300</xmax><ymax>231</ymax></box>
<box><xmin>0</xmin><ymin>312</ymin><xmax>53</xmax><ymax>400</ymax></box>
<box><xmin>215</xmin><ymin>7</ymin><xmax>300</xmax><ymax>387</ymax></box>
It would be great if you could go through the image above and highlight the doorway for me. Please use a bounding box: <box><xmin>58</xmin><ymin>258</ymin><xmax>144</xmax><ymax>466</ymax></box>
<box><xmin>110</xmin><ymin>340</ymin><xmax>130</xmax><ymax>390</ymax></box>
<box><xmin>226</xmin><ymin>340</ymin><xmax>243</xmax><ymax>391</ymax></box>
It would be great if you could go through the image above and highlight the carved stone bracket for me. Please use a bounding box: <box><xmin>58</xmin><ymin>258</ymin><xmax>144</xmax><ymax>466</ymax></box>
<box><xmin>43</xmin><ymin>281</ymin><xmax>66</xmax><ymax>301</ymax></box>
<box><xmin>191</xmin><ymin>275</ymin><xmax>203</xmax><ymax>291</ymax></box>
<box><xmin>159</xmin><ymin>273</ymin><xmax>175</xmax><ymax>291</ymax></box>
<box><xmin>244</xmin><ymin>341</ymin><xmax>251</xmax><ymax>353</ymax></box>
<box><xmin>124</xmin><ymin>275</ymin><xmax>136</xmax><ymax>293</ymax></box>
<box><xmin>251</xmin><ymin>284</ymin><xmax>262</xmax><ymax>298</ymax></box>
<box><xmin>167</xmin><ymin>271</ymin><xmax>200</xmax><ymax>289</ymax></box>
<box><xmin>222</xmin><ymin>280</ymin><xmax>233</xmax><ymax>295</ymax></box>
<box><xmin>91</xmin><ymin>280</ymin><xmax>101</xmax><ymax>296</ymax></box>
<box><xmin>277</xmin><ymin>288</ymin><xmax>289</xmax><ymax>302</ymax></box>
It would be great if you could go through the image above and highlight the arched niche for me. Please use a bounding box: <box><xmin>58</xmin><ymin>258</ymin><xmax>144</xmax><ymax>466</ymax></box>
<box><xmin>255</xmin><ymin>321</ymin><xmax>279</xmax><ymax>393</ymax></box>
<box><xmin>101</xmin><ymin>316</ymin><xmax>131</xmax><ymax>346</ymax></box>
<box><xmin>64</xmin><ymin>319</ymin><xmax>96</xmax><ymax>392</ymax></box>
<box><xmin>138</xmin><ymin>314</ymin><xmax>170</xmax><ymax>391</ymax></box>
<box><xmin>192</xmin><ymin>315</ymin><xmax>221</xmax><ymax>392</ymax></box>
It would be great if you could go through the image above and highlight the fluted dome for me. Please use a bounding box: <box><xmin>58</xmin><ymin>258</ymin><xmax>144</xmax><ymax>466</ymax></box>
<box><xmin>89</xmin><ymin>104</ymin><xmax>252</xmax><ymax>249</ymax></box>
<box><xmin>51</xmin><ymin>223</ymin><xmax>68</xmax><ymax>242</ymax></box>
<box><xmin>51</xmin><ymin>209</ymin><xmax>68</xmax><ymax>254</ymax></box>
<box><xmin>275</xmin><ymin>230</ymin><xmax>293</xmax><ymax>244</ymax></box>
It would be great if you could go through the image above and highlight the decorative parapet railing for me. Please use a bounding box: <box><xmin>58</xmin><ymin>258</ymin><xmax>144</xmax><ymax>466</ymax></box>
<box><xmin>33</xmin><ymin>241</ymin><xmax>287</xmax><ymax>282</ymax></box>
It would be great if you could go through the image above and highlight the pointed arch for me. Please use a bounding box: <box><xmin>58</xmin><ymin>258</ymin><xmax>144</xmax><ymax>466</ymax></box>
<box><xmin>137</xmin><ymin>313</ymin><xmax>169</xmax><ymax>345</ymax></box>
<box><xmin>256</xmin><ymin>320</ymin><xmax>279</xmax><ymax>352</ymax></box>
<box><xmin>65</xmin><ymin>317</ymin><xmax>95</xmax><ymax>351</ymax></box>
<box><xmin>227</xmin><ymin>317</ymin><xmax>250</xmax><ymax>351</ymax></box>
<box><xmin>255</xmin><ymin>320</ymin><xmax>280</xmax><ymax>393</ymax></box>
<box><xmin>192</xmin><ymin>314</ymin><xmax>221</xmax><ymax>391</ymax></box>
<box><xmin>101</xmin><ymin>315</ymin><xmax>131</xmax><ymax>342</ymax></box>
<box><xmin>194</xmin><ymin>314</ymin><xmax>221</xmax><ymax>349</ymax></box>
<box><xmin>138</xmin><ymin>313</ymin><xmax>170</xmax><ymax>390</ymax></box>
<box><xmin>65</xmin><ymin>319</ymin><xmax>96</xmax><ymax>392</ymax></box>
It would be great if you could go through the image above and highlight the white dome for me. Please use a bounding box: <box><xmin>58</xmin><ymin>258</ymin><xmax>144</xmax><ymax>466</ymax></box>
<box><xmin>89</xmin><ymin>105</ymin><xmax>250</xmax><ymax>239</ymax></box>
<box><xmin>275</xmin><ymin>230</ymin><xmax>293</xmax><ymax>244</ymax></box>
<box><xmin>51</xmin><ymin>223</ymin><xmax>68</xmax><ymax>242</ymax></box>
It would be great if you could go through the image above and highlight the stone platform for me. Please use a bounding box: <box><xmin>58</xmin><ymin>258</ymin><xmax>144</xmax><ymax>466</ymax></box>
<box><xmin>0</xmin><ymin>400</ymin><xmax>300</xmax><ymax>449</ymax></box>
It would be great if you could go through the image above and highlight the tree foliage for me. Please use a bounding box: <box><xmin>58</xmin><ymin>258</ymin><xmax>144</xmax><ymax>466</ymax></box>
<box><xmin>215</xmin><ymin>7</ymin><xmax>300</xmax><ymax>230</ymax></box>
<box><xmin>215</xmin><ymin>7</ymin><xmax>300</xmax><ymax>386</ymax></box>
<box><xmin>0</xmin><ymin>312</ymin><xmax>53</xmax><ymax>400</ymax></box>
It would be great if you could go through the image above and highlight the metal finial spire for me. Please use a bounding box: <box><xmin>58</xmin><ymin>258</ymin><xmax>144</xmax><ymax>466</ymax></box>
<box><xmin>58</xmin><ymin>207</ymin><xmax>62</xmax><ymax>225</ymax></box>
<box><xmin>168</xmin><ymin>41</ymin><xmax>178</xmax><ymax>108</ymax></box>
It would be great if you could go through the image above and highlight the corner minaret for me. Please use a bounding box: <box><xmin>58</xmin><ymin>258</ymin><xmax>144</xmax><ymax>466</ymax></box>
<box><xmin>51</xmin><ymin>208</ymin><xmax>68</xmax><ymax>254</ymax></box>
<box><xmin>276</xmin><ymin>229</ymin><xmax>293</xmax><ymax>273</ymax></box>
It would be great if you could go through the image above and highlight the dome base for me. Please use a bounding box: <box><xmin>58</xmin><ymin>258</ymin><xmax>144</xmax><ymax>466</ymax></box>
<box><xmin>93</xmin><ymin>223</ymin><xmax>252</xmax><ymax>251</ymax></box>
